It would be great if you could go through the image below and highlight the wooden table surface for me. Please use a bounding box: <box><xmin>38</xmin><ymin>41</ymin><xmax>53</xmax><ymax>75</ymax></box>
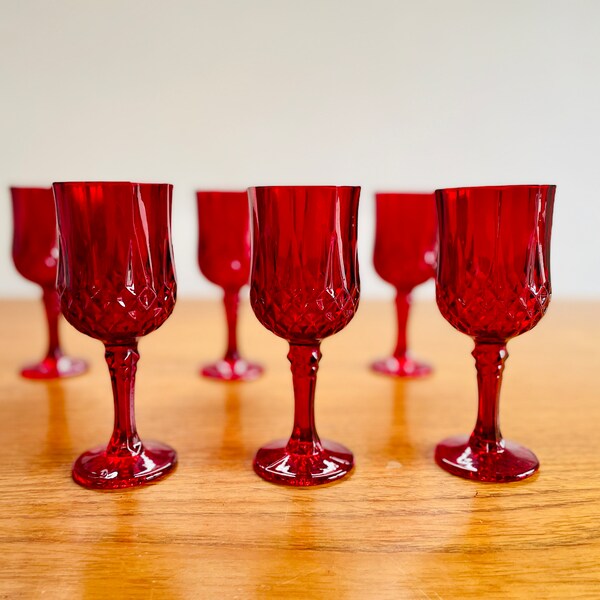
<box><xmin>0</xmin><ymin>298</ymin><xmax>598</xmax><ymax>599</ymax></box>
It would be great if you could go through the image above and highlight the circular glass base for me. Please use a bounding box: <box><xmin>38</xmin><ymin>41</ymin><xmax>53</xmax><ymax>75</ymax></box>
<box><xmin>371</xmin><ymin>356</ymin><xmax>432</xmax><ymax>378</ymax></box>
<box><xmin>253</xmin><ymin>438</ymin><xmax>354</xmax><ymax>487</ymax></box>
<box><xmin>21</xmin><ymin>356</ymin><xmax>88</xmax><ymax>380</ymax></box>
<box><xmin>435</xmin><ymin>434</ymin><xmax>539</xmax><ymax>483</ymax></box>
<box><xmin>72</xmin><ymin>440</ymin><xmax>177</xmax><ymax>490</ymax></box>
<box><xmin>201</xmin><ymin>358</ymin><xmax>263</xmax><ymax>382</ymax></box>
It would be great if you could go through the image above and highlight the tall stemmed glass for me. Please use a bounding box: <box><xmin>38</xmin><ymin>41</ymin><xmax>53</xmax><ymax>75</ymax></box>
<box><xmin>10</xmin><ymin>187</ymin><xmax>88</xmax><ymax>380</ymax></box>
<box><xmin>249</xmin><ymin>186</ymin><xmax>360</xmax><ymax>486</ymax></box>
<box><xmin>196</xmin><ymin>191</ymin><xmax>264</xmax><ymax>381</ymax></box>
<box><xmin>371</xmin><ymin>192</ymin><xmax>437</xmax><ymax>377</ymax></box>
<box><xmin>435</xmin><ymin>185</ymin><xmax>555</xmax><ymax>482</ymax></box>
<box><xmin>54</xmin><ymin>182</ymin><xmax>178</xmax><ymax>489</ymax></box>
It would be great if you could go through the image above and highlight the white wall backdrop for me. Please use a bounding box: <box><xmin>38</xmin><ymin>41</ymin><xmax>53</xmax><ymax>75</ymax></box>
<box><xmin>1</xmin><ymin>0</ymin><xmax>599</xmax><ymax>299</ymax></box>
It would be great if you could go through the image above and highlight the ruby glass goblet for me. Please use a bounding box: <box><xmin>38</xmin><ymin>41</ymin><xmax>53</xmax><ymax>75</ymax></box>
<box><xmin>196</xmin><ymin>191</ymin><xmax>264</xmax><ymax>382</ymax></box>
<box><xmin>371</xmin><ymin>192</ymin><xmax>437</xmax><ymax>378</ymax></box>
<box><xmin>435</xmin><ymin>185</ymin><xmax>555</xmax><ymax>482</ymax></box>
<box><xmin>10</xmin><ymin>187</ymin><xmax>88</xmax><ymax>380</ymax></box>
<box><xmin>249</xmin><ymin>186</ymin><xmax>360</xmax><ymax>486</ymax></box>
<box><xmin>54</xmin><ymin>182</ymin><xmax>178</xmax><ymax>490</ymax></box>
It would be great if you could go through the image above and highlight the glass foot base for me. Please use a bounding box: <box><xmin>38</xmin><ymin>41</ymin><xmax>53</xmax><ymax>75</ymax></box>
<box><xmin>371</xmin><ymin>356</ymin><xmax>432</xmax><ymax>378</ymax></box>
<box><xmin>72</xmin><ymin>441</ymin><xmax>177</xmax><ymax>490</ymax></box>
<box><xmin>435</xmin><ymin>434</ymin><xmax>539</xmax><ymax>482</ymax></box>
<box><xmin>21</xmin><ymin>356</ymin><xmax>88</xmax><ymax>380</ymax></box>
<box><xmin>201</xmin><ymin>358</ymin><xmax>263</xmax><ymax>382</ymax></box>
<box><xmin>253</xmin><ymin>438</ymin><xmax>354</xmax><ymax>487</ymax></box>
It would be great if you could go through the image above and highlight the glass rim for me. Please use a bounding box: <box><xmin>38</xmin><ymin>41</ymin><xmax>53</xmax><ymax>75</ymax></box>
<box><xmin>10</xmin><ymin>186</ymin><xmax>52</xmax><ymax>192</ymax></box>
<box><xmin>195</xmin><ymin>189</ymin><xmax>247</xmax><ymax>195</ymax></box>
<box><xmin>375</xmin><ymin>191</ymin><xmax>434</xmax><ymax>197</ymax></box>
<box><xmin>248</xmin><ymin>185</ymin><xmax>360</xmax><ymax>192</ymax></box>
<box><xmin>52</xmin><ymin>181</ymin><xmax>173</xmax><ymax>188</ymax></box>
<box><xmin>435</xmin><ymin>184</ymin><xmax>556</xmax><ymax>193</ymax></box>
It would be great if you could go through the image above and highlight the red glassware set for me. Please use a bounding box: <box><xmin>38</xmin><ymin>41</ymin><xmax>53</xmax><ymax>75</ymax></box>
<box><xmin>9</xmin><ymin>183</ymin><xmax>555</xmax><ymax>489</ymax></box>
<box><xmin>11</xmin><ymin>188</ymin><xmax>88</xmax><ymax>380</ymax></box>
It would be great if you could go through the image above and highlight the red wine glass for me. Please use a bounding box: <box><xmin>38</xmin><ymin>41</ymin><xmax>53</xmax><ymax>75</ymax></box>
<box><xmin>53</xmin><ymin>181</ymin><xmax>178</xmax><ymax>490</ymax></box>
<box><xmin>10</xmin><ymin>187</ymin><xmax>88</xmax><ymax>380</ymax></box>
<box><xmin>196</xmin><ymin>191</ymin><xmax>264</xmax><ymax>382</ymax></box>
<box><xmin>249</xmin><ymin>186</ymin><xmax>360</xmax><ymax>486</ymax></box>
<box><xmin>371</xmin><ymin>192</ymin><xmax>437</xmax><ymax>378</ymax></box>
<box><xmin>435</xmin><ymin>185</ymin><xmax>555</xmax><ymax>482</ymax></box>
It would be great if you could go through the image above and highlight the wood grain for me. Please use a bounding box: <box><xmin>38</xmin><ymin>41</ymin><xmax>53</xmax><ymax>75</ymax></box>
<box><xmin>0</xmin><ymin>298</ymin><xmax>598</xmax><ymax>599</ymax></box>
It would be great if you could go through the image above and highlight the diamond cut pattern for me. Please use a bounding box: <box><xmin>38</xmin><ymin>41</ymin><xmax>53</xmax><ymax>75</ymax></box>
<box><xmin>62</xmin><ymin>281</ymin><xmax>175</xmax><ymax>342</ymax></box>
<box><xmin>54</xmin><ymin>182</ymin><xmax>177</xmax><ymax>344</ymax></box>
<box><xmin>435</xmin><ymin>186</ymin><xmax>554</xmax><ymax>341</ymax></box>
<box><xmin>249</xmin><ymin>186</ymin><xmax>360</xmax><ymax>344</ymax></box>
<box><xmin>252</xmin><ymin>285</ymin><xmax>358</xmax><ymax>342</ymax></box>
<box><xmin>437</xmin><ymin>275</ymin><xmax>551</xmax><ymax>340</ymax></box>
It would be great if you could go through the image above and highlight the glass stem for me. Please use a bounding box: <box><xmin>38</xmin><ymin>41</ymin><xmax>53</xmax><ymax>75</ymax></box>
<box><xmin>42</xmin><ymin>287</ymin><xmax>62</xmax><ymax>361</ymax></box>
<box><xmin>223</xmin><ymin>288</ymin><xmax>240</xmax><ymax>362</ymax></box>
<box><xmin>287</xmin><ymin>342</ymin><xmax>322</xmax><ymax>454</ymax></box>
<box><xmin>393</xmin><ymin>290</ymin><xmax>410</xmax><ymax>360</ymax></box>
<box><xmin>471</xmin><ymin>341</ymin><xmax>507</xmax><ymax>453</ymax></box>
<box><xmin>105</xmin><ymin>341</ymin><xmax>142</xmax><ymax>456</ymax></box>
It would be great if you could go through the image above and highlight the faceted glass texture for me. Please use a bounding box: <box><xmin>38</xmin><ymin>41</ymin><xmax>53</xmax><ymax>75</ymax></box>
<box><xmin>249</xmin><ymin>186</ymin><xmax>360</xmax><ymax>486</ymax></box>
<box><xmin>434</xmin><ymin>184</ymin><xmax>555</xmax><ymax>482</ymax></box>
<box><xmin>54</xmin><ymin>182</ymin><xmax>177</xmax><ymax>489</ymax></box>
<box><xmin>56</xmin><ymin>182</ymin><xmax>176</xmax><ymax>342</ymax></box>
<box><xmin>436</xmin><ymin>186</ymin><xmax>553</xmax><ymax>341</ymax></box>
<box><xmin>250</xmin><ymin>186</ymin><xmax>360</xmax><ymax>345</ymax></box>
